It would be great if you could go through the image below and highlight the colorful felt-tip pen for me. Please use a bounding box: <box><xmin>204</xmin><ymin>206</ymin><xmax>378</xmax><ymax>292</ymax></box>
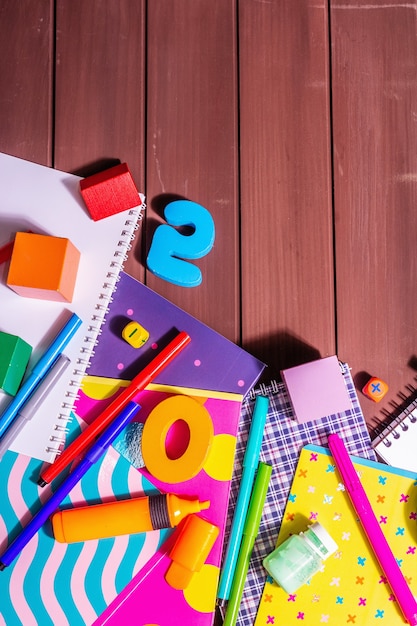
<box><xmin>0</xmin><ymin>354</ymin><xmax>70</xmax><ymax>461</ymax></box>
<box><xmin>0</xmin><ymin>312</ymin><xmax>82</xmax><ymax>441</ymax></box>
<box><xmin>223</xmin><ymin>461</ymin><xmax>272</xmax><ymax>626</ymax></box>
<box><xmin>38</xmin><ymin>330</ymin><xmax>191</xmax><ymax>487</ymax></box>
<box><xmin>217</xmin><ymin>394</ymin><xmax>269</xmax><ymax>604</ymax></box>
<box><xmin>52</xmin><ymin>493</ymin><xmax>210</xmax><ymax>543</ymax></box>
<box><xmin>328</xmin><ymin>433</ymin><xmax>417</xmax><ymax>626</ymax></box>
<box><xmin>0</xmin><ymin>401</ymin><xmax>141</xmax><ymax>570</ymax></box>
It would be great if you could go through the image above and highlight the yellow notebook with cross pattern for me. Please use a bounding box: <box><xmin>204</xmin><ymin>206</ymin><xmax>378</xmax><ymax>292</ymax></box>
<box><xmin>255</xmin><ymin>444</ymin><xmax>417</xmax><ymax>626</ymax></box>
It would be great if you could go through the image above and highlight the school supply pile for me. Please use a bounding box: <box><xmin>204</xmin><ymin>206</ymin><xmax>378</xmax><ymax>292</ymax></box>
<box><xmin>0</xmin><ymin>154</ymin><xmax>265</xmax><ymax>625</ymax></box>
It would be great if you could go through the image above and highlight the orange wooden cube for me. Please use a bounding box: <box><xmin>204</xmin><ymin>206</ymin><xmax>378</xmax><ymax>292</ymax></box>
<box><xmin>7</xmin><ymin>232</ymin><xmax>81</xmax><ymax>302</ymax></box>
<box><xmin>79</xmin><ymin>162</ymin><xmax>141</xmax><ymax>221</ymax></box>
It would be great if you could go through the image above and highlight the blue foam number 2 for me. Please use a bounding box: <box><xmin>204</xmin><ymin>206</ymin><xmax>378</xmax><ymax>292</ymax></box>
<box><xmin>146</xmin><ymin>200</ymin><xmax>215</xmax><ymax>287</ymax></box>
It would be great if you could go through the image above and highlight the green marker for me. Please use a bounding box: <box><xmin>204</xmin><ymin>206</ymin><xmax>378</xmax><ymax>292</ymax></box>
<box><xmin>223</xmin><ymin>461</ymin><xmax>272</xmax><ymax>626</ymax></box>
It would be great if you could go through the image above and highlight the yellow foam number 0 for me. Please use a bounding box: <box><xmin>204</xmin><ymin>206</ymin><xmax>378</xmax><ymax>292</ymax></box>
<box><xmin>141</xmin><ymin>395</ymin><xmax>214</xmax><ymax>484</ymax></box>
<box><xmin>146</xmin><ymin>200</ymin><xmax>215</xmax><ymax>287</ymax></box>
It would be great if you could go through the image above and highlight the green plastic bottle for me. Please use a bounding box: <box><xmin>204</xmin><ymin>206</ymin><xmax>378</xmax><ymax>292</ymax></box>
<box><xmin>263</xmin><ymin>522</ymin><xmax>337</xmax><ymax>594</ymax></box>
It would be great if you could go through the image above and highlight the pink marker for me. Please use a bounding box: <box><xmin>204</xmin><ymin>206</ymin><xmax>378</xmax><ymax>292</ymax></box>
<box><xmin>328</xmin><ymin>433</ymin><xmax>417</xmax><ymax>626</ymax></box>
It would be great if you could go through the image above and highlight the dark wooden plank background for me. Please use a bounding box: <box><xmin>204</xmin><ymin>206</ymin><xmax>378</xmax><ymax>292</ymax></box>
<box><xmin>1</xmin><ymin>0</ymin><xmax>416</xmax><ymax>435</ymax></box>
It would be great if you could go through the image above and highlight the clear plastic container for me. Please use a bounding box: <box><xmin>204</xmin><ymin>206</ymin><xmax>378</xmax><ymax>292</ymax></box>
<box><xmin>263</xmin><ymin>522</ymin><xmax>337</xmax><ymax>594</ymax></box>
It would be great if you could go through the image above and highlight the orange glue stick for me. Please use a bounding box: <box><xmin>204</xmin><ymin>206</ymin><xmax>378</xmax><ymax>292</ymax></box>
<box><xmin>51</xmin><ymin>493</ymin><xmax>210</xmax><ymax>543</ymax></box>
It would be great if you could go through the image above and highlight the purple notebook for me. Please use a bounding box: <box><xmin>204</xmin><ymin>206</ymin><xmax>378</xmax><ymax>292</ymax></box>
<box><xmin>88</xmin><ymin>271</ymin><xmax>265</xmax><ymax>397</ymax></box>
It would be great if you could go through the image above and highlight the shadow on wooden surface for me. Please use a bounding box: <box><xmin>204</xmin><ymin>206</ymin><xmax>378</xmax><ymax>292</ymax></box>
<box><xmin>244</xmin><ymin>331</ymin><xmax>322</xmax><ymax>385</ymax></box>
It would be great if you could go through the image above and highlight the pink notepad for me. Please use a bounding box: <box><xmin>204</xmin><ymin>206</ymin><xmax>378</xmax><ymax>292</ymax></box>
<box><xmin>281</xmin><ymin>356</ymin><xmax>352</xmax><ymax>423</ymax></box>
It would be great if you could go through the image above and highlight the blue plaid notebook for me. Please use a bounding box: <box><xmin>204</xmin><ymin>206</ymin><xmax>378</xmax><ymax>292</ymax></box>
<box><xmin>225</xmin><ymin>362</ymin><xmax>376</xmax><ymax>626</ymax></box>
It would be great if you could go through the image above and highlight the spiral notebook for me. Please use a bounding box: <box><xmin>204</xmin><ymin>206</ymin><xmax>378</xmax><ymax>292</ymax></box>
<box><xmin>372</xmin><ymin>389</ymin><xmax>417</xmax><ymax>473</ymax></box>
<box><xmin>0</xmin><ymin>153</ymin><xmax>143</xmax><ymax>462</ymax></box>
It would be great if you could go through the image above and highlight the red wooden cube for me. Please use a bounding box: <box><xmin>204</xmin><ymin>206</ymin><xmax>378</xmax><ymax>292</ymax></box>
<box><xmin>79</xmin><ymin>163</ymin><xmax>141</xmax><ymax>221</ymax></box>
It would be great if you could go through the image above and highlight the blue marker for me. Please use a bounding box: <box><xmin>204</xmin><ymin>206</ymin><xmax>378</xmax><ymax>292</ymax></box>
<box><xmin>217</xmin><ymin>394</ymin><xmax>269</xmax><ymax>603</ymax></box>
<box><xmin>0</xmin><ymin>312</ymin><xmax>82</xmax><ymax>440</ymax></box>
<box><xmin>0</xmin><ymin>401</ymin><xmax>141</xmax><ymax>569</ymax></box>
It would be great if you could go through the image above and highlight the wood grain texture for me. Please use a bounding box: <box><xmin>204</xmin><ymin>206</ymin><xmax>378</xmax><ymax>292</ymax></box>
<box><xmin>3</xmin><ymin>6</ymin><xmax>417</xmax><ymax>623</ymax></box>
<box><xmin>331</xmin><ymin>0</ymin><xmax>417</xmax><ymax>427</ymax></box>
<box><xmin>145</xmin><ymin>0</ymin><xmax>240</xmax><ymax>342</ymax></box>
<box><xmin>1</xmin><ymin>0</ymin><xmax>416</xmax><ymax>431</ymax></box>
<box><xmin>53</xmin><ymin>0</ymin><xmax>146</xmax><ymax>279</ymax></box>
<box><xmin>0</xmin><ymin>0</ymin><xmax>53</xmax><ymax>165</ymax></box>
<box><xmin>239</xmin><ymin>0</ymin><xmax>335</xmax><ymax>377</ymax></box>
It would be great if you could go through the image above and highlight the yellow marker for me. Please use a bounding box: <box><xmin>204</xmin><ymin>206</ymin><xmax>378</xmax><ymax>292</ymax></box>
<box><xmin>51</xmin><ymin>493</ymin><xmax>210</xmax><ymax>543</ymax></box>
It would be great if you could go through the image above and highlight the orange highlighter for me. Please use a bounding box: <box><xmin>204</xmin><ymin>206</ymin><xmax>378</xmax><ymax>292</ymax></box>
<box><xmin>51</xmin><ymin>493</ymin><xmax>210</xmax><ymax>543</ymax></box>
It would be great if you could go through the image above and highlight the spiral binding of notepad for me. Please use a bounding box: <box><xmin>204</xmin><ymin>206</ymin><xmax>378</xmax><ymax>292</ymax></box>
<box><xmin>247</xmin><ymin>361</ymin><xmax>350</xmax><ymax>402</ymax></box>
<box><xmin>46</xmin><ymin>201</ymin><xmax>144</xmax><ymax>457</ymax></box>
<box><xmin>371</xmin><ymin>379</ymin><xmax>417</xmax><ymax>450</ymax></box>
<box><xmin>248</xmin><ymin>378</ymin><xmax>280</xmax><ymax>399</ymax></box>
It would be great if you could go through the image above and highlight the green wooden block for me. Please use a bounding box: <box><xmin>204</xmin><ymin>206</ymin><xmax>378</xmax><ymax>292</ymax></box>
<box><xmin>0</xmin><ymin>331</ymin><xmax>32</xmax><ymax>396</ymax></box>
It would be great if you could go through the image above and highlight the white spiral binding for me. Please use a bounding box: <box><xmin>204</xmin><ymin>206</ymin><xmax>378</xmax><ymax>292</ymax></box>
<box><xmin>373</xmin><ymin>397</ymin><xmax>417</xmax><ymax>449</ymax></box>
<box><xmin>47</xmin><ymin>199</ymin><xmax>144</xmax><ymax>456</ymax></box>
<box><xmin>247</xmin><ymin>362</ymin><xmax>348</xmax><ymax>402</ymax></box>
<box><xmin>247</xmin><ymin>378</ymin><xmax>281</xmax><ymax>401</ymax></box>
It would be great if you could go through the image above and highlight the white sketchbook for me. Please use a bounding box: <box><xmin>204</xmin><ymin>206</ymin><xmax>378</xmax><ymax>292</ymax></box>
<box><xmin>0</xmin><ymin>153</ymin><xmax>143</xmax><ymax>461</ymax></box>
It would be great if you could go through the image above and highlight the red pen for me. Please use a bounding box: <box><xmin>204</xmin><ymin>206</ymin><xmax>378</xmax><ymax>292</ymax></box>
<box><xmin>38</xmin><ymin>330</ymin><xmax>191</xmax><ymax>486</ymax></box>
